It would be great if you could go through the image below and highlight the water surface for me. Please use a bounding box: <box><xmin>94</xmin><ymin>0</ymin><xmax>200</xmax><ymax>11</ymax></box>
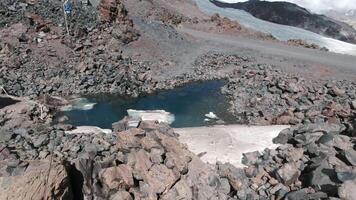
<box><xmin>61</xmin><ymin>80</ymin><xmax>236</xmax><ymax>128</ymax></box>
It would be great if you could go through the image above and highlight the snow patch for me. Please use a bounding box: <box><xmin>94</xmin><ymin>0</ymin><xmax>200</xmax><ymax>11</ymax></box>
<box><xmin>127</xmin><ymin>109</ymin><xmax>175</xmax><ymax>124</ymax></box>
<box><xmin>60</xmin><ymin>98</ymin><xmax>96</xmax><ymax>111</ymax></box>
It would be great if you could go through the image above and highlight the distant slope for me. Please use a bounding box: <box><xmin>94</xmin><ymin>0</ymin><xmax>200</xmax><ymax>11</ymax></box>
<box><xmin>210</xmin><ymin>0</ymin><xmax>356</xmax><ymax>44</ymax></box>
<box><xmin>324</xmin><ymin>9</ymin><xmax>356</xmax><ymax>30</ymax></box>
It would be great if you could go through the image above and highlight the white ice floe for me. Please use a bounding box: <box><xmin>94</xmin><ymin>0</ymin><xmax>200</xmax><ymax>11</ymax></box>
<box><xmin>205</xmin><ymin>112</ymin><xmax>219</xmax><ymax>119</ymax></box>
<box><xmin>127</xmin><ymin>109</ymin><xmax>175</xmax><ymax>124</ymax></box>
<box><xmin>176</xmin><ymin>124</ymin><xmax>290</xmax><ymax>168</ymax></box>
<box><xmin>60</xmin><ymin>98</ymin><xmax>96</xmax><ymax>111</ymax></box>
<box><xmin>194</xmin><ymin>0</ymin><xmax>356</xmax><ymax>56</ymax></box>
<box><xmin>65</xmin><ymin>126</ymin><xmax>112</xmax><ymax>135</ymax></box>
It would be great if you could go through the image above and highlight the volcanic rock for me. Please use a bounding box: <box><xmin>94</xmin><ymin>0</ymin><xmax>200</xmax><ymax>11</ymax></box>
<box><xmin>276</xmin><ymin>162</ymin><xmax>300</xmax><ymax>185</ymax></box>
<box><xmin>0</xmin><ymin>161</ymin><xmax>72</xmax><ymax>200</ymax></box>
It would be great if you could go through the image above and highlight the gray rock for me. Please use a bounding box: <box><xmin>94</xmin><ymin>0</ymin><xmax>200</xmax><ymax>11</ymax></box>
<box><xmin>216</xmin><ymin>162</ymin><xmax>248</xmax><ymax>191</ymax></box>
<box><xmin>242</xmin><ymin>151</ymin><xmax>261</xmax><ymax>165</ymax></box>
<box><xmin>285</xmin><ymin>189</ymin><xmax>308</xmax><ymax>200</ymax></box>
<box><xmin>32</xmin><ymin>134</ymin><xmax>49</xmax><ymax>148</ymax></box>
<box><xmin>218</xmin><ymin>178</ymin><xmax>231</xmax><ymax>194</ymax></box>
<box><xmin>0</xmin><ymin>129</ymin><xmax>14</xmax><ymax>143</ymax></box>
<box><xmin>270</xmin><ymin>183</ymin><xmax>287</xmax><ymax>194</ymax></box>
<box><xmin>109</xmin><ymin>190</ymin><xmax>133</xmax><ymax>200</ymax></box>
<box><xmin>351</xmin><ymin>100</ymin><xmax>356</xmax><ymax>110</ymax></box>
<box><xmin>161</xmin><ymin>179</ymin><xmax>192</xmax><ymax>200</ymax></box>
<box><xmin>344</xmin><ymin>149</ymin><xmax>356</xmax><ymax>166</ymax></box>
<box><xmin>273</xmin><ymin>128</ymin><xmax>293</xmax><ymax>144</ymax></box>
<box><xmin>336</xmin><ymin>167</ymin><xmax>356</xmax><ymax>182</ymax></box>
<box><xmin>308</xmin><ymin>160</ymin><xmax>339</xmax><ymax>196</ymax></box>
<box><xmin>338</xmin><ymin>180</ymin><xmax>356</xmax><ymax>200</ymax></box>
<box><xmin>276</xmin><ymin>162</ymin><xmax>300</xmax><ymax>185</ymax></box>
<box><xmin>84</xmin><ymin>143</ymin><xmax>98</xmax><ymax>154</ymax></box>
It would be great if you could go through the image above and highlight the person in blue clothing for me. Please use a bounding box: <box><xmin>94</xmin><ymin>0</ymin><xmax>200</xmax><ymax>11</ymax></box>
<box><xmin>63</xmin><ymin>0</ymin><xmax>72</xmax><ymax>15</ymax></box>
<box><xmin>63</xmin><ymin>0</ymin><xmax>72</xmax><ymax>34</ymax></box>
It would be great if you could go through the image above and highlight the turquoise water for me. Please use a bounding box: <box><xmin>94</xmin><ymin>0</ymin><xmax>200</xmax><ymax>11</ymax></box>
<box><xmin>61</xmin><ymin>80</ymin><xmax>236</xmax><ymax>128</ymax></box>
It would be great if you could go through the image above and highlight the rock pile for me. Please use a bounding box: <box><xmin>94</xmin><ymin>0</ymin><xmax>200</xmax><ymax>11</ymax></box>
<box><xmin>0</xmin><ymin>161</ymin><xmax>72</xmax><ymax>200</ymax></box>
<box><xmin>1</xmin><ymin>114</ymin><xmax>355</xmax><ymax>199</ymax></box>
<box><xmin>99</xmin><ymin>0</ymin><xmax>140</xmax><ymax>43</ymax></box>
<box><xmin>0</xmin><ymin>97</ymin><xmax>52</xmax><ymax>130</ymax></box>
<box><xmin>234</xmin><ymin>122</ymin><xmax>356</xmax><ymax>200</ymax></box>
<box><xmin>287</xmin><ymin>39</ymin><xmax>329</xmax><ymax>51</ymax></box>
<box><xmin>222</xmin><ymin>64</ymin><xmax>356</xmax><ymax>125</ymax></box>
<box><xmin>0</xmin><ymin>121</ymin><xmax>237</xmax><ymax>199</ymax></box>
<box><xmin>210</xmin><ymin>13</ymin><xmax>242</xmax><ymax>31</ymax></box>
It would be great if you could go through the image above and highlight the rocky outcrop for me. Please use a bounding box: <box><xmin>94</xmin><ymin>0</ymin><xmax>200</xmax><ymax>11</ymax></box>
<box><xmin>222</xmin><ymin>64</ymin><xmax>356</xmax><ymax>125</ymax></box>
<box><xmin>0</xmin><ymin>121</ymin><xmax>232</xmax><ymax>199</ymax></box>
<box><xmin>99</xmin><ymin>0</ymin><xmax>139</xmax><ymax>43</ymax></box>
<box><xmin>1</xmin><ymin>115</ymin><xmax>355</xmax><ymax>199</ymax></box>
<box><xmin>211</xmin><ymin>0</ymin><xmax>356</xmax><ymax>44</ymax></box>
<box><xmin>287</xmin><ymin>39</ymin><xmax>329</xmax><ymax>51</ymax></box>
<box><xmin>234</xmin><ymin>122</ymin><xmax>356</xmax><ymax>199</ymax></box>
<box><xmin>0</xmin><ymin>161</ymin><xmax>72</xmax><ymax>200</ymax></box>
<box><xmin>0</xmin><ymin>97</ymin><xmax>52</xmax><ymax>130</ymax></box>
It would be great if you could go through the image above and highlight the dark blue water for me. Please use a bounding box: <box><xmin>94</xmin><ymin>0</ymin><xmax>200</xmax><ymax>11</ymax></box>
<box><xmin>61</xmin><ymin>80</ymin><xmax>236</xmax><ymax>128</ymax></box>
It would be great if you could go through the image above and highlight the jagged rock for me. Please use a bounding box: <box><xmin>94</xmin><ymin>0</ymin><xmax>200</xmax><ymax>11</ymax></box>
<box><xmin>351</xmin><ymin>100</ymin><xmax>356</xmax><ymax>109</ymax></box>
<box><xmin>276</xmin><ymin>162</ymin><xmax>300</xmax><ymax>185</ymax></box>
<box><xmin>143</xmin><ymin>164</ymin><xmax>178</xmax><ymax>194</ymax></box>
<box><xmin>130</xmin><ymin>149</ymin><xmax>153</xmax><ymax>180</ymax></box>
<box><xmin>273</xmin><ymin>128</ymin><xmax>293</xmax><ymax>144</ymax></box>
<box><xmin>117</xmin><ymin>129</ymin><xmax>141</xmax><ymax>151</ymax></box>
<box><xmin>284</xmin><ymin>189</ymin><xmax>308</xmax><ymax>200</ymax></box>
<box><xmin>335</xmin><ymin>166</ymin><xmax>356</xmax><ymax>182</ymax></box>
<box><xmin>31</xmin><ymin>134</ymin><xmax>49</xmax><ymax>148</ymax></box>
<box><xmin>0</xmin><ymin>161</ymin><xmax>72</xmax><ymax>200</ymax></box>
<box><xmin>338</xmin><ymin>180</ymin><xmax>356</xmax><ymax>200</ymax></box>
<box><xmin>307</xmin><ymin>160</ymin><xmax>339</xmax><ymax>196</ymax></box>
<box><xmin>110</xmin><ymin>190</ymin><xmax>133</xmax><ymax>200</ymax></box>
<box><xmin>216</xmin><ymin>162</ymin><xmax>249</xmax><ymax>191</ymax></box>
<box><xmin>112</xmin><ymin>116</ymin><xmax>130</xmax><ymax>132</ymax></box>
<box><xmin>99</xmin><ymin>164</ymin><xmax>134</xmax><ymax>190</ymax></box>
<box><xmin>149</xmin><ymin>148</ymin><xmax>164</xmax><ymax>164</ymax></box>
<box><xmin>161</xmin><ymin>179</ymin><xmax>192</xmax><ymax>200</ymax></box>
<box><xmin>330</xmin><ymin>86</ymin><xmax>345</xmax><ymax>96</ymax></box>
<box><xmin>242</xmin><ymin>151</ymin><xmax>261</xmax><ymax>165</ymax></box>
<box><xmin>72</xmin><ymin>158</ymin><xmax>94</xmax><ymax>199</ymax></box>
<box><xmin>344</xmin><ymin>149</ymin><xmax>356</xmax><ymax>166</ymax></box>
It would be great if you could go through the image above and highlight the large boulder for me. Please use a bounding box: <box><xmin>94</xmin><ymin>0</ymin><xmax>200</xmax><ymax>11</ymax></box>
<box><xmin>0</xmin><ymin>161</ymin><xmax>72</xmax><ymax>200</ymax></box>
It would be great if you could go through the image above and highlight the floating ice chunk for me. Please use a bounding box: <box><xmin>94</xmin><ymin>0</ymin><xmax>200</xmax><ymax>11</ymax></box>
<box><xmin>127</xmin><ymin>109</ymin><xmax>175</xmax><ymax>124</ymax></box>
<box><xmin>60</xmin><ymin>98</ymin><xmax>96</xmax><ymax>111</ymax></box>
<box><xmin>65</xmin><ymin>126</ymin><xmax>112</xmax><ymax>135</ymax></box>
<box><xmin>205</xmin><ymin>112</ymin><xmax>219</xmax><ymax>119</ymax></box>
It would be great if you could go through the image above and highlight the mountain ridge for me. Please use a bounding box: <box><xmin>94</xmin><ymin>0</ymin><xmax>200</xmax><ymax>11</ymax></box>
<box><xmin>211</xmin><ymin>0</ymin><xmax>356</xmax><ymax>44</ymax></box>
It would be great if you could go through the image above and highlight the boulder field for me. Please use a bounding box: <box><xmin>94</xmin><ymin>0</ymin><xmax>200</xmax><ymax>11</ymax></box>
<box><xmin>1</xmin><ymin>118</ymin><xmax>355</xmax><ymax>199</ymax></box>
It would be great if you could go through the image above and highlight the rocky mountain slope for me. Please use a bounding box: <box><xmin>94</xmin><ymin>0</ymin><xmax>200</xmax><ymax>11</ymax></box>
<box><xmin>324</xmin><ymin>9</ymin><xmax>356</xmax><ymax>30</ymax></box>
<box><xmin>0</xmin><ymin>0</ymin><xmax>355</xmax><ymax>199</ymax></box>
<box><xmin>211</xmin><ymin>0</ymin><xmax>356</xmax><ymax>44</ymax></box>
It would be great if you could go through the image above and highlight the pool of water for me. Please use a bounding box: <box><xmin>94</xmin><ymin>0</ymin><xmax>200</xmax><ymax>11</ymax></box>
<box><xmin>60</xmin><ymin>80</ymin><xmax>237</xmax><ymax>128</ymax></box>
